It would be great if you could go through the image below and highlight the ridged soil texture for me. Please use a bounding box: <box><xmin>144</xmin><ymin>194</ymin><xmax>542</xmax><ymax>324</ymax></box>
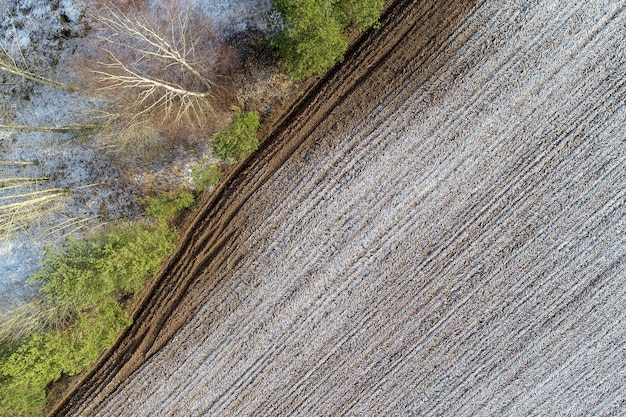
<box><xmin>53</xmin><ymin>0</ymin><xmax>626</xmax><ymax>415</ymax></box>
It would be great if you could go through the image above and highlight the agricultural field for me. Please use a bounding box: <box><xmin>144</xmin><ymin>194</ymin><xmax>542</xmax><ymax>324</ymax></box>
<box><xmin>52</xmin><ymin>0</ymin><xmax>625</xmax><ymax>415</ymax></box>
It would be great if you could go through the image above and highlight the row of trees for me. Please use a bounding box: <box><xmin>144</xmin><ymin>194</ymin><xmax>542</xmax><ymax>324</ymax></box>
<box><xmin>82</xmin><ymin>0</ymin><xmax>384</xmax><ymax>143</ymax></box>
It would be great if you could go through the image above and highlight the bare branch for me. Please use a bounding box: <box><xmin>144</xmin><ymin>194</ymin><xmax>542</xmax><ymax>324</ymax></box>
<box><xmin>0</xmin><ymin>123</ymin><xmax>101</xmax><ymax>132</ymax></box>
<box><xmin>88</xmin><ymin>3</ymin><xmax>220</xmax><ymax>126</ymax></box>
<box><xmin>0</xmin><ymin>45</ymin><xmax>80</xmax><ymax>93</ymax></box>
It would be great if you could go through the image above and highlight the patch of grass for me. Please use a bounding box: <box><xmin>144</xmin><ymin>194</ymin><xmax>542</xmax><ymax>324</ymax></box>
<box><xmin>146</xmin><ymin>191</ymin><xmax>195</xmax><ymax>219</ymax></box>
<box><xmin>191</xmin><ymin>163</ymin><xmax>221</xmax><ymax>192</ymax></box>
<box><xmin>0</xmin><ymin>222</ymin><xmax>177</xmax><ymax>416</ymax></box>
<box><xmin>212</xmin><ymin>110</ymin><xmax>260</xmax><ymax>161</ymax></box>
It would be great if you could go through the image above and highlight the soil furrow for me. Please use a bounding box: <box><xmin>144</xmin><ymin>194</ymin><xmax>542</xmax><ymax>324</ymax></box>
<box><xmin>52</xmin><ymin>0</ymin><xmax>625</xmax><ymax>415</ymax></box>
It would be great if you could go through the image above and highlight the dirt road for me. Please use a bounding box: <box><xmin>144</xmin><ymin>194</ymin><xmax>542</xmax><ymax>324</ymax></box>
<box><xmin>53</xmin><ymin>0</ymin><xmax>625</xmax><ymax>415</ymax></box>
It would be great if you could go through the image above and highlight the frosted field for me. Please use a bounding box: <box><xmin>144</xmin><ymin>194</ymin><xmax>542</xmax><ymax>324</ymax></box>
<box><xmin>54</xmin><ymin>0</ymin><xmax>625</xmax><ymax>415</ymax></box>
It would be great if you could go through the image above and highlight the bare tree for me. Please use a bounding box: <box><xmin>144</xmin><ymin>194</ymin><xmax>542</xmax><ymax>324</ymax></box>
<box><xmin>0</xmin><ymin>164</ymin><xmax>70</xmax><ymax>240</ymax></box>
<box><xmin>87</xmin><ymin>2</ymin><xmax>228</xmax><ymax>127</ymax></box>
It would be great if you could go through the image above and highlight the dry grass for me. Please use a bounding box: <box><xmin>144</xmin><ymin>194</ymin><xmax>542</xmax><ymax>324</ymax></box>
<box><xmin>95</xmin><ymin>118</ymin><xmax>165</xmax><ymax>162</ymax></box>
<box><xmin>0</xmin><ymin>299</ymin><xmax>75</xmax><ymax>345</ymax></box>
<box><xmin>0</xmin><ymin>164</ymin><xmax>69</xmax><ymax>239</ymax></box>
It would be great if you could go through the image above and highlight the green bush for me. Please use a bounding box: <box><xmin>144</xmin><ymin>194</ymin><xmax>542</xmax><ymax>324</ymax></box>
<box><xmin>146</xmin><ymin>191</ymin><xmax>195</xmax><ymax>219</ymax></box>
<box><xmin>0</xmin><ymin>298</ymin><xmax>131</xmax><ymax>416</ymax></box>
<box><xmin>270</xmin><ymin>0</ymin><xmax>347</xmax><ymax>79</ymax></box>
<box><xmin>212</xmin><ymin>111</ymin><xmax>260</xmax><ymax>161</ymax></box>
<box><xmin>0</xmin><ymin>222</ymin><xmax>176</xmax><ymax>416</ymax></box>
<box><xmin>191</xmin><ymin>163</ymin><xmax>221</xmax><ymax>192</ymax></box>
<box><xmin>32</xmin><ymin>223</ymin><xmax>177</xmax><ymax>308</ymax></box>
<box><xmin>0</xmin><ymin>297</ymin><xmax>131</xmax><ymax>416</ymax></box>
<box><xmin>270</xmin><ymin>0</ymin><xmax>384</xmax><ymax>79</ymax></box>
<box><xmin>335</xmin><ymin>0</ymin><xmax>384</xmax><ymax>29</ymax></box>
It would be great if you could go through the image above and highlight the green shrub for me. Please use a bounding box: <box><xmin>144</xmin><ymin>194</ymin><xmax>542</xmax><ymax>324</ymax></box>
<box><xmin>0</xmin><ymin>222</ymin><xmax>176</xmax><ymax>416</ymax></box>
<box><xmin>212</xmin><ymin>111</ymin><xmax>260</xmax><ymax>161</ymax></box>
<box><xmin>270</xmin><ymin>0</ymin><xmax>347</xmax><ymax>79</ymax></box>
<box><xmin>191</xmin><ymin>163</ymin><xmax>221</xmax><ymax>192</ymax></box>
<box><xmin>32</xmin><ymin>223</ymin><xmax>177</xmax><ymax>309</ymax></box>
<box><xmin>146</xmin><ymin>191</ymin><xmax>195</xmax><ymax>219</ymax></box>
<box><xmin>0</xmin><ymin>298</ymin><xmax>131</xmax><ymax>416</ymax></box>
<box><xmin>335</xmin><ymin>0</ymin><xmax>384</xmax><ymax>29</ymax></box>
<box><xmin>270</xmin><ymin>0</ymin><xmax>384</xmax><ymax>79</ymax></box>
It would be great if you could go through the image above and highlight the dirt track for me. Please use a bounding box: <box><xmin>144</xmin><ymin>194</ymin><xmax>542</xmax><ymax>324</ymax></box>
<box><xmin>53</xmin><ymin>0</ymin><xmax>626</xmax><ymax>415</ymax></box>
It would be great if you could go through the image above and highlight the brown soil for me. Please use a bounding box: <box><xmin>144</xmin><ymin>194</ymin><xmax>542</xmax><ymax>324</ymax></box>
<box><xmin>50</xmin><ymin>0</ymin><xmax>626</xmax><ymax>415</ymax></box>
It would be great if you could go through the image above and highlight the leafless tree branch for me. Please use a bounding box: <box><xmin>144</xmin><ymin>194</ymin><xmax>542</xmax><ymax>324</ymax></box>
<box><xmin>89</xmin><ymin>3</ymin><xmax>220</xmax><ymax>126</ymax></box>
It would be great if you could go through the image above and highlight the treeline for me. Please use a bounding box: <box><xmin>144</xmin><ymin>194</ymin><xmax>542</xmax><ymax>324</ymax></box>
<box><xmin>270</xmin><ymin>0</ymin><xmax>385</xmax><ymax>79</ymax></box>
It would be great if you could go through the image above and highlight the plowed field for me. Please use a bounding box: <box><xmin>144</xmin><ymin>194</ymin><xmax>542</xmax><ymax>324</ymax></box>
<box><xmin>53</xmin><ymin>0</ymin><xmax>626</xmax><ymax>415</ymax></box>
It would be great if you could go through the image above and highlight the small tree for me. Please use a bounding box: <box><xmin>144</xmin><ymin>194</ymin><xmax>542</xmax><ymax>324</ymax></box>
<box><xmin>270</xmin><ymin>0</ymin><xmax>384</xmax><ymax>79</ymax></box>
<box><xmin>212</xmin><ymin>111</ymin><xmax>260</xmax><ymax>161</ymax></box>
<box><xmin>191</xmin><ymin>163</ymin><xmax>221</xmax><ymax>191</ymax></box>
<box><xmin>270</xmin><ymin>0</ymin><xmax>347</xmax><ymax>79</ymax></box>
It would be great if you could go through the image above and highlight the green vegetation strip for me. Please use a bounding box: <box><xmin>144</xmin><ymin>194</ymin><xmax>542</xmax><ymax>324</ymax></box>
<box><xmin>0</xmin><ymin>222</ymin><xmax>176</xmax><ymax>416</ymax></box>
<box><xmin>147</xmin><ymin>191</ymin><xmax>195</xmax><ymax>219</ymax></box>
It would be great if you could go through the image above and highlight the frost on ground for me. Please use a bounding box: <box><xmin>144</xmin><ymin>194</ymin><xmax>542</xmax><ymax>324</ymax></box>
<box><xmin>0</xmin><ymin>0</ymin><xmax>273</xmax><ymax>313</ymax></box>
<box><xmin>192</xmin><ymin>0</ymin><xmax>272</xmax><ymax>33</ymax></box>
<box><xmin>58</xmin><ymin>0</ymin><xmax>626</xmax><ymax>415</ymax></box>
